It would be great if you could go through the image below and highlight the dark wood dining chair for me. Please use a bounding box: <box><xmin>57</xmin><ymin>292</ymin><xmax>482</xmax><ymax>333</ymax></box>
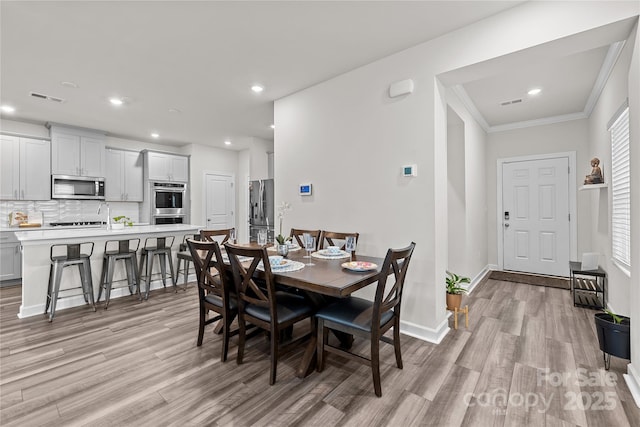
<box><xmin>315</xmin><ymin>242</ymin><xmax>416</xmax><ymax>397</ymax></box>
<box><xmin>200</xmin><ymin>228</ymin><xmax>234</xmax><ymax>244</ymax></box>
<box><xmin>319</xmin><ymin>231</ymin><xmax>360</xmax><ymax>253</ymax></box>
<box><xmin>289</xmin><ymin>228</ymin><xmax>321</xmax><ymax>250</ymax></box>
<box><xmin>187</xmin><ymin>239</ymin><xmax>238</xmax><ymax>362</ymax></box>
<box><xmin>224</xmin><ymin>242</ymin><xmax>316</xmax><ymax>385</ymax></box>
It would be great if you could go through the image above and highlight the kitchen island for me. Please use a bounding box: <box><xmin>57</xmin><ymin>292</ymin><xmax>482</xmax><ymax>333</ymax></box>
<box><xmin>14</xmin><ymin>224</ymin><xmax>201</xmax><ymax>318</ymax></box>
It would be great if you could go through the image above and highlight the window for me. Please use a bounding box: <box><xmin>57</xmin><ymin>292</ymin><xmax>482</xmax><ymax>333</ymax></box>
<box><xmin>609</xmin><ymin>101</ymin><xmax>630</xmax><ymax>270</ymax></box>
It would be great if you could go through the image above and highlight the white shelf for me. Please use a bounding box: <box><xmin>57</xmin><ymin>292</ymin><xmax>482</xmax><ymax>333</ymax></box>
<box><xmin>579</xmin><ymin>183</ymin><xmax>608</xmax><ymax>191</ymax></box>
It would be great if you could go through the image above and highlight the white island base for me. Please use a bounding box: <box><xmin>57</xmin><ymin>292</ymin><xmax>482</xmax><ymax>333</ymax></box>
<box><xmin>15</xmin><ymin>224</ymin><xmax>201</xmax><ymax>319</ymax></box>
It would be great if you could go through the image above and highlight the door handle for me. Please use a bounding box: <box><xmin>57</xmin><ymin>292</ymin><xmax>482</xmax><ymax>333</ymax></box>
<box><xmin>504</xmin><ymin>223</ymin><xmax>510</xmax><ymax>228</ymax></box>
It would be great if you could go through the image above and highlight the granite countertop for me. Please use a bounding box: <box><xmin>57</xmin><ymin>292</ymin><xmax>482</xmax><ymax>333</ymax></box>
<box><xmin>14</xmin><ymin>224</ymin><xmax>203</xmax><ymax>243</ymax></box>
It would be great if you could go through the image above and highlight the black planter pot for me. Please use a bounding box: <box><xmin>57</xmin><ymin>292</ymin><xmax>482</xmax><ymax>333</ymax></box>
<box><xmin>594</xmin><ymin>312</ymin><xmax>630</xmax><ymax>370</ymax></box>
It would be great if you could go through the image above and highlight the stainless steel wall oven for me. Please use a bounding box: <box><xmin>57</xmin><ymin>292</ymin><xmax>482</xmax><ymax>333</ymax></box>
<box><xmin>151</xmin><ymin>182</ymin><xmax>186</xmax><ymax>224</ymax></box>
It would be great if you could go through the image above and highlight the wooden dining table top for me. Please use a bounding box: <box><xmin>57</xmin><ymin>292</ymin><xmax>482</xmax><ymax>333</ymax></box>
<box><xmin>211</xmin><ymin>242</ymin><xmax>384</xmax><ymax>298</ymax></box>
<box><xmin>264</xmin><ymin>248</ymin><xmax>383</xmax><ymax>298</ymax></box>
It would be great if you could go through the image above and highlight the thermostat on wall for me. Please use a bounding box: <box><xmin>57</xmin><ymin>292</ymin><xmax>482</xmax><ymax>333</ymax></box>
<box><xmin>402</xmin><ymin>165</ymin><xmax>417</xmax><ymax>177</ymax></box>
<box><xmin>299</xmin><ymin>183</ymin><xmax>312</xmax><ymax>196</ymax></box>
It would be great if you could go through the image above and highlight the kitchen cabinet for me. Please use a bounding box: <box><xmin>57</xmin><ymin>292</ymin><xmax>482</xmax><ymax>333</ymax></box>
<box><xmin>0</xmin><ymin>135</ymin><xmax>51</xmax><ymax>200</ymax></box>
<box><xmin>0</xmin><ymin>232</ymin><xmax>21</xmax><ymax>282</ymax></box>
<box><xmin>145</xmin><ymin>151</ymin><xmax>189</xmax><ymax>182</ymax></box>
<box><xmin>50</xmin><ymin>125</ymin><xmax>106</xmax><ymax>177</ymax></box>
<box><xmin>105</xmin><ymin>148</ymin><xmax>143</xmax><ymax>201</ymax></box>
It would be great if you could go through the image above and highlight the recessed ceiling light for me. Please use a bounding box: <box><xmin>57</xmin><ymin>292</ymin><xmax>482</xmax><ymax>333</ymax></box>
<box><xmin>151</xmin><ymin>133</ymin><xmax>159</xmax><ymax>138</ymax></box>
<box><xmin>224</xmin><ymin>140</ymin><xmax>232</xmax><ymax>146</ymax></box>
<box><xmin>1</xmin><ymin>105</ymin><xmax>16</xmax><ymax>113</ymax></box>
<box><xmin>109</xmin><ymin>97</ymin><xmax>124</xmax><ymax>106</ymax></box>
<box><xmin>60</xmin><ymin>81</ymin><xmax>78</xmax><ymax>88</ymax></box>
<box><xmin>251</xmin><ymin>85</ymin><xmax>264</xmax><ymax>93</ymax></box>
<box><xmin>270</xmin><ymin>124</ymin><xmax>275</xmax><ymax>129</ymax></box>
<box><xmin>528</xmin><ymin>88</ymin><xmax>542</xmax><ymax>96</ymax></box>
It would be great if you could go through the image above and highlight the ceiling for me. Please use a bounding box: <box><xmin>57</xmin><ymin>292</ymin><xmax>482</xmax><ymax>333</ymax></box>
<box><xmin>0</xmin><ymin>1</ymin><xmax>632</xmax><ymax>149</ymax></box>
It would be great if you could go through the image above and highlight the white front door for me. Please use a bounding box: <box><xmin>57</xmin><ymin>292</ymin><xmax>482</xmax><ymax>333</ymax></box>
<box><xmin>502</xmin><ymin>157</ymin><xmax>570</xmax><ymax>276</ymax></box>
<box><xmin>204</xmin><ymin>173</ymin><xmax>234</xmax><ymax>230</ymax></box>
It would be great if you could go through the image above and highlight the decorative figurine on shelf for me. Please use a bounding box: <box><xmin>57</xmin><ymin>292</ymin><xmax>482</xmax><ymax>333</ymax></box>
<box><xmin>584</xmin><ymin>157</ymin><xmax>604</xmax><ymax>185</ymax></box>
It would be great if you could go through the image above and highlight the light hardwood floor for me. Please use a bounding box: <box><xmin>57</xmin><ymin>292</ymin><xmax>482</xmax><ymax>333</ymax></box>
<box><xmin>1</xmin><ymin>278</ymin><xmax>638</xmax><ymax>426</ymax></box>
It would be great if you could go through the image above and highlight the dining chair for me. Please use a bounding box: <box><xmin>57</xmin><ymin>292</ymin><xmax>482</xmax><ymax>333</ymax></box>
<box><xmin>200</xmin><ymin>228</ymin><xmax>234</xmax><ymax>244</ymax></box>
<box><xmin>187</xmin><ymin>239</ymin><xmax>237</xmax><ymax>362</ymax></box>
<box><xmin>319</xmin><ymin>231</ymin><xmax>360</xmax><ymax>253</ymax></box>
<box><xmin>289</xmin><ymin>228</ymin><xmax>321</xmax><ymax>250</ymax></box>
<box><xmin>315</xmin><ymin>241</ymin><xmax>416</xmax><ymax>397</ymax></box>
<box><xmin>224</xmin><ymin>242</ymin><xmax>316</xmax><ymax>385</ymax></box>
<box><xmin>175</xmin><ymin>233</ymin><xmax>201</xmax><ymax>291</ymax></box>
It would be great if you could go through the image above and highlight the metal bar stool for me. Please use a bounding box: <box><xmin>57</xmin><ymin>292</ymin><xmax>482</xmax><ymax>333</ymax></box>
<box><xmin>176</xmin><ymin>233</ymin><xmax>201</xmax><ymax>291</ymax></box>
<box><xmin>45</xmin><ymin>242</ymin><xmax>96</xmax><ymax>322</ymax></box>
<box><xmin>97</xmin><ymin>239</ymin><xmax>141</xmax><ymax>308</ymax></box>
<box><xmin>138</xmin><ymin>236</ymin><xmax>176</xmax><ymax>300</ymax></box>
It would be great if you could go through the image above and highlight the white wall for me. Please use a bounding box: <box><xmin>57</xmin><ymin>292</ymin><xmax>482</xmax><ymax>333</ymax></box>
<box><xmin>627</xmin><ymin>20</ymin><xmax>640</xmax><ymax>397</ymax></box>
<box><xmin>586</xmin><ymin>23</ymin><xmax>635</xmax><ymax>316</ymax></box>
<box><xmin>447</xmin><ymin>109</ymin><xmax>466</xmax><ymax>275</ymax></box>
<box><xmin>486</xmin><ymin>119</ymin><xmax>591</xmax><ymax>266</ymax></box>
<box><xmin>447</xmin><ymin>92</ymin><xmax>488</xmax><ymax>280</ymax></box>
<box><xmin>249</xmin><ymin>137</ymin><xmax>274</xmax><ymax>180</ymax></box>
<box><xmin>182</xmin><ymin>143</ymin><xmax>239</xmax><ymax>227</ymax></box>
<box><xmin>274</xmin><ymin>1</ymin><xmax>639</xmax><ymax>342</ymax></box>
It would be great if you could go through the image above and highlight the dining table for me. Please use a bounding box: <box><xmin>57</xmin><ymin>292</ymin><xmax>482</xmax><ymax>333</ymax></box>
<box><xmin>217</xmin><ymin>242</ymin><xmax>385</xmax><ymax>378</ymax></box>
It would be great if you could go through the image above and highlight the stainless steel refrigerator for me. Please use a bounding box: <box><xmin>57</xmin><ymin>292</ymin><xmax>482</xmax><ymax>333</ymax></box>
<box><xmin>248</xmin><ymin>179</ymin><xmax>274</xmax><ymax>242</ymax></box>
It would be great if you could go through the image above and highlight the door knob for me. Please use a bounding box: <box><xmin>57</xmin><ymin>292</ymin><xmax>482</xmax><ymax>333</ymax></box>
<box><xmin>504</xmin><ymin>223</ymin><xmax>510</xmax><ymax>228</ymax></box>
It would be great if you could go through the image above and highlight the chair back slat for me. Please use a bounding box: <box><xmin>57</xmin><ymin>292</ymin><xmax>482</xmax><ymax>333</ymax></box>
<box><xmin>187</xmin><ymin>239</ymin><xmax>227</xmax><ymax>300</ymax></box>
<box><xmin>319</xmin><ymin>231</ymin><xmax>359</xmax><ymax>253</ymax></box>
<box><xmin>372</xmin><ymin>242</ymin><xmax>416</xmax><ymax>332</ymax></box>
<box><xmin>201</xmin><ymin>228</ymin><xmax>234</xmax><ymax>244</ymax></box>
<box><xmin>224</xmin><ymin>243</ymin><xmax>277</xmax><ymax>316</ymax></box>
<box><xmin>289</xmin><ymin>228</ymin><xmax>321</xmax><ymax>250</ymax></box>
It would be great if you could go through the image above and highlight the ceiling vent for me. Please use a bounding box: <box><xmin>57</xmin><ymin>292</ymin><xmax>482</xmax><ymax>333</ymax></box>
<box><xmin>29</xmin><ymin>91</ymin><xmax>65</xmax><ymax>103</ymax></box>
<box><xmin>500</xmin><ymin>98</ymin><xmax>523</xmax><ymax>106</ymax></box>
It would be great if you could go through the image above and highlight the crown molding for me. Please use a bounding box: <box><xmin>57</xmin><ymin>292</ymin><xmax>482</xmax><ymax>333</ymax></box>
<box><xmin>584</xmin><ymin>40</ymin><xmax>626</xmax><ymax>116</ymax></box>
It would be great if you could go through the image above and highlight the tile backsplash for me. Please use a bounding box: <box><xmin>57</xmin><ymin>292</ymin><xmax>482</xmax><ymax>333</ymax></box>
<box><xmin>0</xmin><ymin>200</ymin><xmax>140</xmax><ymax>227</ymax></box>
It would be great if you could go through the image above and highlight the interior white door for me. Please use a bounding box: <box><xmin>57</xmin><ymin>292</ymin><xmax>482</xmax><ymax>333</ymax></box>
<box><xmin>502</xmin><ymin>157</ymin><xmax>570</xmax><ymax>276</ymax></box>
<box><xmin>205</xmin><ymin>173</ymin><xmax>234</xmax><ymax>230</ymax></box>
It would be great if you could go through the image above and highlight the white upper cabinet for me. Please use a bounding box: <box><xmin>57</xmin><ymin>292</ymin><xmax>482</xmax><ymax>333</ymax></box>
<box><xmin>105</xmin><ymin>148</ymin><xmax>143</xmax><ymax>202</ymax></box>
<box><xmin>0</xmin><ymin>134</ymin><xmax>51</xmax><ymax>201</ymax></box>
<box><xmin>145</xmin><ymin>151</ymin><xmax>189</xmax><ymax>182</ymax></box>
<box><xmin>50</xmin><ymin>125</ymin><xmax>105</xmax><ymax>177</ymax></box>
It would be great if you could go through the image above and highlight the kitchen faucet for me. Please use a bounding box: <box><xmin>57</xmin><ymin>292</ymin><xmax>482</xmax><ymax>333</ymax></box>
<box><xmin>98</xmin><ymin>202</ymin><xmax>111</xmax><ymax>230</ymax></box>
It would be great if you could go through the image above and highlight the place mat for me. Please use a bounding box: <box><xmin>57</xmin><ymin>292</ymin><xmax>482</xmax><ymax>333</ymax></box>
<box><xmin>312</xmin><ymin>250</ymin><xmax>350</xmax><ymax>260</ymax></box>
<box><xmin>257</xmin><ymin>260</ymin><xmax>305</xmax><ymax>273</ymax></box>
<box><xmin>267</xmin><ymin>244</ymin><xmax>302</xmax><ymax>252</ymax></box>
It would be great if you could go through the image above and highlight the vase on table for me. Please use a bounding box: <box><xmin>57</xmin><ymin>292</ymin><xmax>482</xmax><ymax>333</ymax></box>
<box><xmin>277</xmin><ymin>244</ymin><xmax>289</xmax><ymax>257</ymax></box>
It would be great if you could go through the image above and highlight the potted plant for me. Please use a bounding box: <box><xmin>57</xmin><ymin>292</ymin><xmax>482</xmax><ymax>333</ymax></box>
<box><xmin>275</xmin><ymin>202</ymin><xmax>292</xmax><ymax>256</ymax></box>
<box><xmin>112</xmin><ymin>215</ymin><xmax>133</xmax><ymax>230</ymax></box>
<box><xmin>446</xmin><ymin>271</ymin><xmax>470</xmax><ymax>310</ymax></box>
<box><xmin>594</xmin><ymin>309</ymin><xmax>630</xmax><ymax>370</ymax></box>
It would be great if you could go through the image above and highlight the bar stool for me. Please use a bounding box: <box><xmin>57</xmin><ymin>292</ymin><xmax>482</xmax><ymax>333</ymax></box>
<box><xmin>138</xmin><ymin>236</ymin><xmax>176</xmax><ymax>300</ymax></box>
<box><xmin>97</xmin><ymin>239</ymin><xmax>141</xmax><ymax>308</ymax></box>
<box><xmin>175</xmin><ymin>233</ymin><xmax>200</xmax><ymax>291</ymax></box>
<box><xmin>45</xmin><ymin>242</ymin><xmax>96</xmax><ymax>322</ymax></box>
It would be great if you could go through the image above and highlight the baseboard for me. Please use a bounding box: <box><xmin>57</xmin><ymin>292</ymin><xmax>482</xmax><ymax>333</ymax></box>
<box><xmin>18</xmin><ymin>274</ymin><xmax>196</xmax><ymax>319</ymax></box>
<box><xmin>400</xmin><ymin>317</ymin><xmax>450</xmax><ymax>344</ymax></box>
<box><xmin>465</xmin><ymin>265</ymin><xmax>493</xmax><ymax>294</ymax></box>
<box><xmin>624</xmin><ymin>364</ymin><xmax>640</xmax><ymax>409</ymax></box>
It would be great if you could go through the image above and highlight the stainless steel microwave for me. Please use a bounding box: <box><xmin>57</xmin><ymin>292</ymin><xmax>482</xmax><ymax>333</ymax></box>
<box><xmin>51</xmin><ymin>175</ymin><xmax>105</xmax><ymax>200</ymax></box>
